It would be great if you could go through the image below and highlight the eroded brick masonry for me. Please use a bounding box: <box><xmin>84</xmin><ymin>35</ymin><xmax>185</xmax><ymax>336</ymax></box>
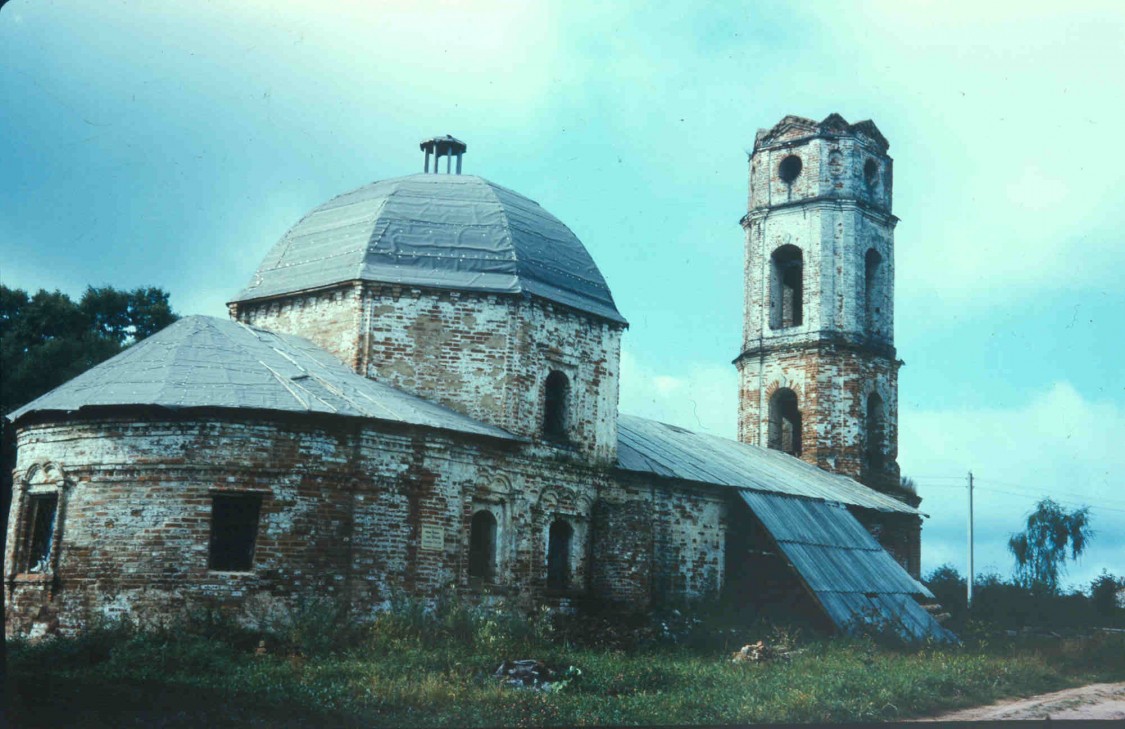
<box><xmin>734</xmin><ymin>114</ymin><xmax>921</xmax><ymax>573</ymax></box>
<box><xmin>7</xmin><ymin>116</ymin><xmax>927</xmax><ymax>637</ymax></box>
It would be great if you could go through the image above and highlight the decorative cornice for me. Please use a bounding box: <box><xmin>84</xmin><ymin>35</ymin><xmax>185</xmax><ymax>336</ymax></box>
<box><xmin>733</xmin><ymin>332</ymin><xmax>898</xmax><ymax>365</ymax></box>
<box><xmin>745</xmin><ymin>196</ymin><xmax>898</xmax><ymax>223</ymax></box>
<box><xmin>753</xmin><ymin>113</ymin><xmax>889</xmax><ymax>154</ymax></box>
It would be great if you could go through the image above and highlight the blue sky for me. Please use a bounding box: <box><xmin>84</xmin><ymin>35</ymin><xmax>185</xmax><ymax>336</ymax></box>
<box><xmin>3</xmin><ymin>0</ymin><xmax>1124</xmax><ymax>589</ymax></box>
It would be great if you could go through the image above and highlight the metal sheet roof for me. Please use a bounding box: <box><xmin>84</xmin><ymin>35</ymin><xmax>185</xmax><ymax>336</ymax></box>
<box><xmin>616</xmin><ymin>415</ymin><xmax>921</xmax><ymax>514</ymax></box>
<box><xmin>739</xmin><ymin>490</ymin><xmax>955</xmax><ymax>642</ymax></box>
<box><xmin>817</xmin><ymin>592</ymin><xmax>952</xmax><ymax>643</ymax></box>
<box><xmin>233</xmin><ymin>174</ymin><xmax>627</xmax><ymax>325</ymax></box>
<box><xmin>8</xmin><ymin>316</ymin><xmax>516</xmax><ymax>441</ymax></box>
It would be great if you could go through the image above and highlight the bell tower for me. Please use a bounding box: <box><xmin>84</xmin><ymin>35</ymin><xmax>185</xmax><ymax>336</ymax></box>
<box><xmin>734</xmin><ymin>114</ymin><xmax>920</xmax><ymax>572</ymax></box>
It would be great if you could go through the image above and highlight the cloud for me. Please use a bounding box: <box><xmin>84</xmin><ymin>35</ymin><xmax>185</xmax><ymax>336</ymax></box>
<box><xmin>619</xmin><ymin>350</ymin><xmax>1125</xmax><ymax>589</ymax></box>
<box><xmin>902</xmin><ymin>382</ymin><xmax>1125</xmax><ymax>587</ymax></box>
<box><xmin>618</xmin><ymin>347</ymin><xmax>738</xmax><ymax>437</ymax></box>
<box><xmin>836</xmin><ymin>2</ymin><xmax>1125</xmax><ymax>307</ymax></box>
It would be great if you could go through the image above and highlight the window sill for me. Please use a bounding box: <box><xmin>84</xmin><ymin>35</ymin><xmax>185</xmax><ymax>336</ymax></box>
<box><xmin>11</xmin><ymin>573</ymin><xmax>53</xmax><ymax>584</ymax></box>
<box><xmin>467</xmin><ymin>579</ymin><xmax>507</xmax><ymax>590</ymax></box>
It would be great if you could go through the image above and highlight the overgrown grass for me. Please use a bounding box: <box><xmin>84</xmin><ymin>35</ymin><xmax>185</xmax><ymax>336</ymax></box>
<box><xmin>8</xmin><ymin>598</ymin><xmax>1125</xmax><ymax>727</ymax></box>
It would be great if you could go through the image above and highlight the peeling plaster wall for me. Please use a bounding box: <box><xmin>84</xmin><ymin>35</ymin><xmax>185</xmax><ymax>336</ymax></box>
<box><xmin>232</xmin><ymin>284</ymin><xmax>364</xmax><ymax>370</ymax></box>
<box><xmin>233</xmin><ymin>285</ymin><xmax>623</xmax><ymax>465</ymax></box>
<box><xmin>6</xmin><ymin>414</ymin><xmax>719</xmax><ymax>636</ymax></box>
<box><xmin>737</xmin><ymin>346</ymin><xmax>900</xmax><ymax>483</ymax></box>
<box><xmin>651</xmin><ymin>483</ymin><xmax>725</xmax><ymax>603</ymax></box>
<box><xmin>736</xmin><ymin>119</ymin><xmax>920</xmax><ymax>576</ymax></box>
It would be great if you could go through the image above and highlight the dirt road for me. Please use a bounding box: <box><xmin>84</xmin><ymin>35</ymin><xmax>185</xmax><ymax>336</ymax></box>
<box><xmin>916</xmin><ymin>682</ymin><xmax>1125</xmax><ymax>721</ymax></box>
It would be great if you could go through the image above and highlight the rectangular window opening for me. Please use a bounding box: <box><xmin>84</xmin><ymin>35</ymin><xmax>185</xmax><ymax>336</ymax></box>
<box><xmin>23</xmin><ymin>493</ymin><xmax>58</xmax><ymax>574</ymax></box>
<box><xmin>209</xmin><ymin>493</ymin><xmax>262</xmax><ymax>572</ymax></box>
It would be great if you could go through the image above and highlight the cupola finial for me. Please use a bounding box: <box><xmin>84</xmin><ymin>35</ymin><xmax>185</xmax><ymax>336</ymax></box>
<box><xmin>420</xmin><ymin>135</ymin><xmax>467</xmax><ymax>174</ymax></box>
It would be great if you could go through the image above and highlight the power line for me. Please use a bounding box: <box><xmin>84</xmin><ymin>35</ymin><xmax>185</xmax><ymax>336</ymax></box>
<box><xmin>972</xmin><ymin>487</ymin><xmax>1125</xmax><ymax>515</ymax></box>
<box><xmin>974</xmin><ymin>477</ymin><xmax>1125</xmax><ymax>508</ymax></box>
<box><xmin>910</xmin><ymin>478</ymin><xmax>1125</xmax><ymax>514</ymax></box>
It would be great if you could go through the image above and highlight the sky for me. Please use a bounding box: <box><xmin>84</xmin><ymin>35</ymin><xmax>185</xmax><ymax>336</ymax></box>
<box><xmin>3</xmin><ymin>0</ymin><xmax>1124</xmax><ymax>590</ymax></box>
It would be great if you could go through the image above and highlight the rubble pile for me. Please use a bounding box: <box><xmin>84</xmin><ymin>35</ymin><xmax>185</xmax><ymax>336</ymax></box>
<box><xmin>493</xmin><ymin>659</ymin><xmax>581</xmax><ymax>692</ymax></box>
<box><xmin>731</xmin><ymin>638</ymin><xmax>798</xmax><ymax>663</ymax></box>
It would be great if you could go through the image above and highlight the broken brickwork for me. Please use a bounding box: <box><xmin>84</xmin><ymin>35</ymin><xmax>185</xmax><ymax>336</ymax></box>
<box><xmin>233</xmin><ymin>284</ymin><xmax>623</xmax><ymax>465</ymax></box>
<box><xmin>6</xmin><ymin>118</ymin><xmax>935</xmax><ymax>637</ymax></box>
<box><xmin>5</xmin><ymin>411</ymin><xmax>732</xmax><ymax>636</ymax></box>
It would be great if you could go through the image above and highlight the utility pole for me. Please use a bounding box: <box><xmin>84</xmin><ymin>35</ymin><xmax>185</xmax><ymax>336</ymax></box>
<box><xmin>967</xmin><ymin>470</ymin><xmax>974</xmax><ymax>609</ymax></box>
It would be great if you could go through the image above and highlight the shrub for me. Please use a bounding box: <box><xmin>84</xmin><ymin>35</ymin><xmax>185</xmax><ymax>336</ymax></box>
<box><xmin>1090</xmin><ymin>570</ymin><xmax>1124</xmax><ymax>625</ymax></box>
<box><xmin>368</xmin><ymin>587</ymin><xmax>554</xmax><ymax>654</ymax></box>
<box><xmin>269</xmin><ymin>594</ymin><xmax>365</xmax><ymax>657</ymax></box>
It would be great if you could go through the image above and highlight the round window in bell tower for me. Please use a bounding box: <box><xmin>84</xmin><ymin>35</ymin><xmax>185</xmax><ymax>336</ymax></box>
<box><xmin>778</xmin><ymin>155</ymin><xmax>803</xmax><ymax>183</ymax></box>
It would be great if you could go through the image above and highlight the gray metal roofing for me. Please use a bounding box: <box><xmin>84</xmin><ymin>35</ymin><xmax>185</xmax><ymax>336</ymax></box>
<box><xmin>233</xmin><ymin>174</ymin><xmax>627</xmax><ymax>325</ymax></box>
<box><xmin>616</xmin><ymin>414</ymin><xmax>921</xmax><ymax>514</ymax></box>
<box><xmin>7</xmin><ymin>316</ymin><xmax>516</xmax><ymax>441</ymax></box>
<box><xmin>739</xmin><ymin>490</ymin><xmax>955</xmax><ymax>642</ymax></box>
<box><xmin>818</xmin><ymin>592</ymin><xmax>954</xmax><ymax>643</ymax></box>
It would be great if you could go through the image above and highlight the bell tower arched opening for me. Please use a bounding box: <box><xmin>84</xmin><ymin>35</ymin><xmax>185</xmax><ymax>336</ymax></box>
<box><xmin>770</xmin><ymin>245</ymin><xmax>803</xmax><ymax>329</ymax></box>
<box><xmin>865</xmin><ymin>392</ymin><xmax>886</xmax><ymax>471</ymax></box>
<box><xmin>767</xmin><ymin>388</ymin><xmax>802</xmax><ymax>457</ymax></box>
<box><xmin>864</xmin><ymin>248</ymin><xmax>884</xmax><ymax>334</ymax></box>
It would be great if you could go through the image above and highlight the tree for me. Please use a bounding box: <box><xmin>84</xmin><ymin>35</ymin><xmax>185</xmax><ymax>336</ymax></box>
<box><xmin>0</xmin><ymin>285</ymin><xmax>177</xmax><ymax>414</ymax></box>
<box><xmin>1</xmin><ymin>284</ymin><xmax>176</xmax><ymax>689</ymax></box>
<box><xmin>1007</xmin><ymin>497</ymin><xmax>1093</xmax><ymax>594</ymax></box>
<box><xmin>1090</xmin><ymin>570</ymin><xmax>1123</xmax><ymax>619</ymax></box>
<box><xmin>924</xmin><ymin>563</ymin><xmax>967</xmax><ymax>617</ymax></box>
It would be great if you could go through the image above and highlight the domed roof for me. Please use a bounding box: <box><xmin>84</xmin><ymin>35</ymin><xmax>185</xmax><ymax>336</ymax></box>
<box><xmin>234</xmin><ymin>174</ymin><xmax>626</xmax><ymax>325</ymax></box>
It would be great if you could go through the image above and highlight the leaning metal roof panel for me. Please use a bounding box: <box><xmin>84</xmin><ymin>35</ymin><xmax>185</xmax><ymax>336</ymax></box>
<box><xmin>738</xmin><ymin>490</ymin><xmax>954</xmax><ymax>642</ymax></box>
<box><xmin>616</xmin><ymin>415</ymin><xmax>920</xmax><ymax>514</ymax></box>
<box><xmin>234</xmin><ymin>174</ymin><xmax>627</xmax><ymax>325</ymax></box>
<box><xmin>817</xmin><ymin>592</ymin><xmax>950</xmax><ymax>643</ymax></box>
<box><xmin>7</xmin><ymin>316</ymin><xmax>516</xmax><ymax>441</ymax></box>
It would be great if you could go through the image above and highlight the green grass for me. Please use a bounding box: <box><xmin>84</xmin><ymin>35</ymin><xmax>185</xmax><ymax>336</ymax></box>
<box><xmin>8</xmin><ymin>607</ymin><xmax>1125</xmax><ymax>727</ymax></box>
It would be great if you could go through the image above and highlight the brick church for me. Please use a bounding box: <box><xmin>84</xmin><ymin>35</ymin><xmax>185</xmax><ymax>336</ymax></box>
<box><xmin>5</xmin><ymin>116</ymin><xmax>947</xmax><ymax>641</ymax></box>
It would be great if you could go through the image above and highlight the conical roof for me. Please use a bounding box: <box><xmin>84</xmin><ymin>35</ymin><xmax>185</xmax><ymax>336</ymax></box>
<box><xmin>8</xmin><ymin>315</ymin><xmax>515</xmax><ymax>440</ymax></box>
<box><xmin>233</xmin><ymin>174</ymin><xmax>626</xmax><ymax>325</ymax></box>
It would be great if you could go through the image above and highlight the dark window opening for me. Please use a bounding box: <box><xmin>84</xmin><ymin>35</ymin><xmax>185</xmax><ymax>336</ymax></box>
<box><xmin>864</xmin><ymin>158</ymin><xmax>878</xmax><ymax>186</ymax></box>
<box><xmin>768</xmin><ymin>388</ymin><xmax>802</xmax><ymax>457</ymax></box>
<box><xmin>468</xmin><ymin>510</ymin><xmax>498</xmax><ymax>582</ymax></box>
<box><xmin>22</xmin><ymin>494</ymin><xmax>58</xmax><ymax>574</ymax></box>
<box><xmin>543</xmin><ymin>370</ymin><xmax>570</xmax><ymax>441</ymax></box>
<box><xmin>546</xmin><ymin>520</ymin><xmax>573</xmax><ymax>590</ymax></box>
<box><xmin>209</xmin><ymin>493</ymin><xmax>262</xmax><ymax>572</ymax></box>
<box><xmin>770</xmin><ymin>245</ymin><xmax>803</xmax><ymax>329</ymax></box>
<box><xmin>864</xmin><ymin>248</ymin><xmax>883</xmax><ymax>333</ymax></box>
<box><xmin>778</xmin><ymin>155</ymin><xmax>803</xmax><ymax>183</ymax></box>
<box><xmin>866</xmin><ymin>393</ymin><xmax>886</xmax><ymax>470</ymax></box>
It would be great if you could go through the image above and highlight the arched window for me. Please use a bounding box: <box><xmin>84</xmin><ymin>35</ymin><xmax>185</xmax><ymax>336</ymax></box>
<box><xmin>20</xmin><ymin>494</ymin><xmax>58</xmax><ymax>574</ymax></box>
<box><xmin>866</xmin><ymin>393</ymin><xmax>885</xmax><ymax>470</ymax></box>
<box><xmin>767</xmin><ymin>388</ymin><xmax>802</xmax><ymax>457</ymax></box>
<box><xmin>770</xmin><ymin>245</ymin><xmax>803</xmax><ymax>329</ymax></box>
<box><xmin>864</xmin><ymin>248</ymin><xmax>883</xmax><ymax>334</ymax></box>
<box><xmin>543</xmin><ymin>370</ymin><xmax>570</xmax><ymax>441</ymax></box>
<box><xmin>14</xmin><ymin>462</ymin><xmax>70</xmax><ymax>577</ymax></box>
<box><xmin>468</xmin><ymin>510</ymin><xmax>498</xmax><ymax>581</ymax></box>
<box><xmin>546</xmin><ymin>519</ymin><xmax>573</xmax><ymax>590</ymax></box>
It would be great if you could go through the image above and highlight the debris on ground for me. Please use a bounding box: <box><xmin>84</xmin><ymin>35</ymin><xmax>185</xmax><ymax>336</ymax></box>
<box><xmin>493</xmin><ymin>659</ymin><xmax>581</xmax><ymax>692</ymax></box>
<box><xmin>731</xmin><ymin>639</ymin><xmax>799</xmax><ymax>663</ymax></box>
